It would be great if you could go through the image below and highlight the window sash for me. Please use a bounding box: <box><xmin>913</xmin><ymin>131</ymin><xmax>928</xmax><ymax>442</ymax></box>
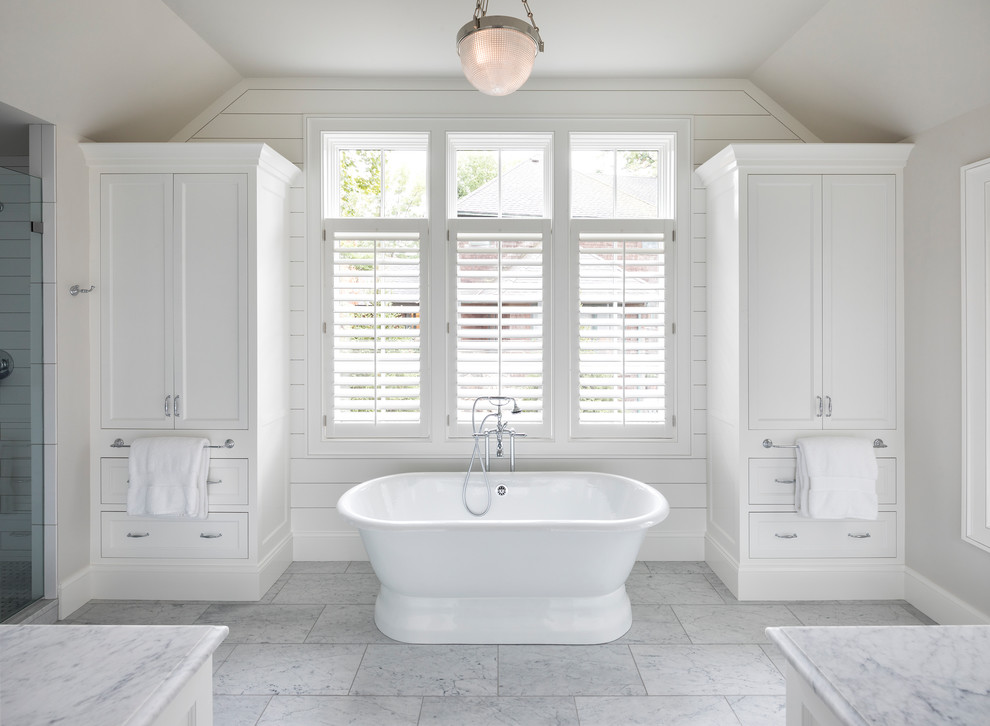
<box><xmin>448</xmin><ymin>218</ymin><xmax>551</xmax><ymax>437</ymax></box>
<box><xmin>571</xmin><ymin>219</ymin><xmax>674</xmax><ymax>438</ymax></box>
<box><xmin>325</xmin><ymin>218</ymin><xmax>429</xmax><ymax>437</ymax></box>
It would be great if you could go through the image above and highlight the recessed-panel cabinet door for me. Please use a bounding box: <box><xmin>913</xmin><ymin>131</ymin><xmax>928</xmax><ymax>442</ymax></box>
<box><xmin>747</xmin><ymin>175</ymin><xmax>823</xmax><ymax>429</ymax></box>
<box><xmin>173</xmin><ymin>174</ymin><xmax>249</xmax><ymax>429</ymax></box>
<box><xmin>823</xmin><ymin>175</ymin><xmax>896</xmax><ymax>429</ymax></box>
<box><xmin>101</xmin><ymin>174</ymin><xmax>172</xmax><ymax>428</ymax></box>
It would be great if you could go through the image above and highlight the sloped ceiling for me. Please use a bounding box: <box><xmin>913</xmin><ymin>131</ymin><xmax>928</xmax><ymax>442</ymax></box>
<box><xmin>0</xmin><ymin>0</ymin><xmax>987</xmax><ymax>144</ymax></box>
<box><xmin>0</xmin><ymin>0</ymin><xmax>239</xmax><ymax>142</ymax></box>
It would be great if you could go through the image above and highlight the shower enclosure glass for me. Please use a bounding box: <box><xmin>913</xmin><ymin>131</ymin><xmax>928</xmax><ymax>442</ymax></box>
<box><xmin>0</xmin><ymin>165</ymin><xmax>44</xmax><ymax>620</ymax></box>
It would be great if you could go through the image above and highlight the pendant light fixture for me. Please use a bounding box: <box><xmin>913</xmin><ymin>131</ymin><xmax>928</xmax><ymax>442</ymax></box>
<box><xmin>457</xmin><ymin>0</ymin><xmax>544</xmax><ymax>97</ymax></box>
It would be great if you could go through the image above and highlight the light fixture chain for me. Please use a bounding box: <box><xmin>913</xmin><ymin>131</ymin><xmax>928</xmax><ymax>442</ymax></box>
<box><xmin>474</xmin><ymin>0</ymin><xmax>488</xmax><ymax>24</ymax></box>
<box><xmin>520</xmin><ymin>0</ymin><xmax>538</xmax><ymax>31</ymax></box>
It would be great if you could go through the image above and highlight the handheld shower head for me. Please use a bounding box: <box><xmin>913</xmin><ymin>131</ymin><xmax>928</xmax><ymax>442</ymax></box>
<box><xmin>487</xmin><ymin>395</ymin><xmax>522</xmax><ymax>414</ymax></box>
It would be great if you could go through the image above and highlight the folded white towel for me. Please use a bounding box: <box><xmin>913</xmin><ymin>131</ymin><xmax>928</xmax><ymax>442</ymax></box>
<box><xmin>126</xmin><ymin>437</ymin><xmax>210</xmax><ymax>519</ymax></box>
<box><xmin>795</xmin><ymin>437</ymin><xmax>878</xmax><ymax>520</ymax></box>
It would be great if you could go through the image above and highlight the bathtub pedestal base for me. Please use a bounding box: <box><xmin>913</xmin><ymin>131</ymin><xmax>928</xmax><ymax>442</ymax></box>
<box><xmin>374</xmin><ymin>584</ymin><xmax>632</xmax><ymax>644</ymax></box>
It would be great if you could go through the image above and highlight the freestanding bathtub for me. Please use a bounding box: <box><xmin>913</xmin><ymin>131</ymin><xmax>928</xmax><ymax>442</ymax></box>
<box><xmin>337</xmin><ymin>471</ymin><xmax>670</xmax><ymax>644</ymax></box>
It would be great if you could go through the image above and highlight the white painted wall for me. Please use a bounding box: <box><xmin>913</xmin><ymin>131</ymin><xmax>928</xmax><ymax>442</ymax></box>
<box><xmin>173</xmin><ymin>78</ymin><xmax>818</xmax><ymax>561</ymax></box>
<box><xmin>904</xmin><ymin>102</ymin><xmax>990</xmax><ymax>622</ymax></box>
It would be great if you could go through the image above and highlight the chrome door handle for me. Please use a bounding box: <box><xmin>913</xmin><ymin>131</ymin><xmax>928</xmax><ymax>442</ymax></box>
<box><xmin>774</xmin><ymin>478</ymin><xmax>796</xmax><ymax>484</ymax></box>
<box><xmin>847</xmin><ymin>532</ymin><xmax>872</xmax><ymax>539</ymax></box>
<box><xmin>165</xmin><ymin>394</ymin><xmax>171</xmax><ymax>417</ymax></box>
<box><xmin>199</xmin><ymin>532</ymin><xmax>222</xmax><ymax>539</ymax></box>
<box><xmin>174</xmin><ymin>395</ymin><xmax>181</xmax><ymax>418</ymax></box>
<box><xmin>825</xmin><ymin>395</ymin><xmax>832</xmax><ymax>417</ymax></box>
<box><xmin>774</xmin><ymin>533</ymin><xmax>798</xmax><ymax>539</ymax></box>
<box><xmin>126</xmin><ymin>532</ymin><xmax>150</xmax><ymax>538</ymax></box>
<box><xmin>816</xmin><ymin>395</ymin><xmax>823</xmax><ymax>418</ymax></box>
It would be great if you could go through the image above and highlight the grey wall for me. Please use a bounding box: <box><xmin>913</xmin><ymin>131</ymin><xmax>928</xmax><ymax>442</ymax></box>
<box><xmin>904</xmin><ymin>102</ymin><xmax>990</xmax><ymax>619</ymax></box>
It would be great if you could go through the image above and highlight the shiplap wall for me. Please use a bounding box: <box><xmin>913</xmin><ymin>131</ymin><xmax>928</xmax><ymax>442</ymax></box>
<box><xmin>174</xmin><ymin>78</ymin><xmax>816</xmax><ymax>560</ymax></box>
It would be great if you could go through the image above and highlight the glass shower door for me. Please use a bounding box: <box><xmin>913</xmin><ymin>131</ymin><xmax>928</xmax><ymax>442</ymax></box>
<box><xmin>0</xmin><ymin>165</ymin><xmax>44</xmax><ymax>620</ymax></box>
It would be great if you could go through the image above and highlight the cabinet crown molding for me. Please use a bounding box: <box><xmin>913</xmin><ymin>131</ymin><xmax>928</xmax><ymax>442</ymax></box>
<box><xmin>695</xmin><ymin>143</ymin><xmax>914</xmax><ymax>186</ymax></box>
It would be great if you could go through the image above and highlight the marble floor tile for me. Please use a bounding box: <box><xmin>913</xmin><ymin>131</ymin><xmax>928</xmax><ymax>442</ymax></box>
<box><xmin>286</xmin><ymin>561</ymin><xmax>351</xmax><ymax>574</ymax></box>
<box><xmin>498</xmin><ymin>644</ymin><xmax>646</xmax><ymax>696</ymax></box>
<box><xmin>672</xmin><ymin>604</ymin><xmax>803</xmax><ymax>644</ymax></box>
<box><xmin>272</xmin><ymin>574</ymin><xmax>381</xmax><ymax>605</ymax></box>
<box><xmin>631</xmin><ymin>644</ymin><xmax>786</xmax><ymax>696</ymax></box>
<box><xmin>350</xmin><ymin>644</ymin><xmax>498</xmax><ymax>696</ymax></box>
<box><xmin>625</xmin><ymin>573</ymin><xmax>725</xmax><ymax>605</ymax></box>
<box><xmin>760</xmin><ymin>643</ymin><xmax>789</xmax><ymax>676</ymax></box>
<box><xmin>786</xmin><ymin>602</ymin><xmax>929</xmax><ymax>627</ymax></box>
<box><xmin>195</xmin><ymin>603</ymin><xmax>325</xmax><ymax>643</ymax></box>
<box><xmin>213</xmin><ymin>643</ymin><xmax>367</xmax><ymax>695</ymax></box>
<box><xmin>256</xmin><ymin>695</ymin><xmax>423</xmax><ymax>725</ymax></box>
<box><xmin>615</xmin><ymin>605</ymin><xmax>692</xmax><ymax>645</ymax></box>
<box><xmin>213</xmin><ymin>694</ymin><xmax>271</xmax><ymax>726</ymax></box>
<box><xmin>213</xmin><ymin>643</ymin><xmax>236</xmax><ymax>673</ymax></box>
<box><xmin>575</xmin><ymin>695</ymin><xmax>742</xmax><ymax>725</ymax></box>
<box><xmin>60</xmin><ymin>600</ymin><xmax>210</xmax><ymax>625</ymax></box>
<box><xmin>258</xmin><ymin>574</ymin><xmax>291</xmax><ymax>604</ymax></box>
<box><xmin>345</xmin><ymin>561</ymin><xmax>377</xmax><ymax>574</ymax></box>
<box><xmin>727</xmin><ymin>694</ymin><xmax>787</xmax><ymax>725</ymax></box>
<box><xmin>418</xmin><ymin>696</ymin><xmax>578</xmax><ymax>725</ymax></box>
<box><xmin>306</xmin><ymin>603</ymin><xmax>395</xmax><ymax>644</ymax></box>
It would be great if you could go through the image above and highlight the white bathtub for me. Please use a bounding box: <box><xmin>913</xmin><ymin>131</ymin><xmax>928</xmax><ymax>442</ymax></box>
<box><xmin>337</xmin><ymin>471</ymin><xmax>670</xmax><ymax>644</ymax></box>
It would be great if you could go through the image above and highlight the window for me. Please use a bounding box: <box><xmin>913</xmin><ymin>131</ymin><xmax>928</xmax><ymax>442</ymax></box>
<box><xmin>448</xmin><ymin>134</ymin><xmax>552</xmax><ymax>434</ymax></box>
<box><xmin>570</xmin><ymin>134</ymin><xmax>677</xmax><ymax>439</ymax></box>
<box><xmin>322</xmin><ymin>134</ymin><xmax>429</xmax><ymax>436</ymax></box>
<box><xmin>307</xmin><ymin>118</ymin><xmax>691</xmax><ymax>456</ymax></box>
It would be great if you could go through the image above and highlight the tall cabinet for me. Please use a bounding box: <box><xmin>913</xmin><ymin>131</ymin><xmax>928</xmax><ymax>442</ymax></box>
<box><xmin>697</xmin><ymin>144</ymin><xmax>912</xmax><ymax>601</ymax></box>
<box><xmin>82</xmin><ymin>143</ymin><xmax>300</xmax><ymax>601</ymax></box>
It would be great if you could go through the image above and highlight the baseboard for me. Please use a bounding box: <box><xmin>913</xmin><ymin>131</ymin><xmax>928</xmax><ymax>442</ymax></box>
<box><xmin>58</xmin><ymin>566</ymin><xmax>93</xmax><ymax>620</ymax></box>
<box><xmin>293</xmin><ymin>532</ymin><xmax>369</xmax><ymax>561</ymax></box>
<box><xmin>904</xmin><ymin>567</ymin><xmax>990</xmax><ymax>625</ymax></box>
<box><xmin>704</xmin><ymin>535</ymin><xmax>741</xmax><ymax>596</ymax></box>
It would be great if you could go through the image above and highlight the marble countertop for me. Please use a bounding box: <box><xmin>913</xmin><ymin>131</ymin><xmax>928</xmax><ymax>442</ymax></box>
<box><xmin>766</xmin><ymin>625</ymin><xmax>990</xmax><ymax>725</ymax></box>
<box><xmin>0</xmin><ymin>623</ymin><xmax>228</xmax><ymax>726</ymax></box>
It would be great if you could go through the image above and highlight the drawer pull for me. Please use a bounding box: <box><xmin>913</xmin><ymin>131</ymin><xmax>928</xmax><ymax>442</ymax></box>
<box><xmin>774</xmin><ymin>532</ymin><xmax>798</xmax><ymax>539</ymax></box>
<box><xmin>847</xmin><ymin>532</ymin><xmax>872</xmax><ymax>539</ymax></box>
<box><xmin>207</xmin><ymin>479</ymin><xmax>222</xmax><ymax>485</ymax></box>
<box><xmin>126</xmin><ymin>532</ymin><xmax>150</xmax><ymax>538</ymax></box>
<box><xmin>199</xmin><ymin>532</ymin><xmax>223</xmax><ymax>539</ymax></box>
<box><xmin>773</xmin><ymin>478</ymin><xmax>796</xmax><ymax>484</ymax></box>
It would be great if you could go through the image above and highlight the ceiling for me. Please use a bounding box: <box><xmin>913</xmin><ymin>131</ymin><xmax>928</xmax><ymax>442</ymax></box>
<box><xmin>1</xmin><ymin>0</ymin><xmax>989</xmax><ymax>144</ymax></box>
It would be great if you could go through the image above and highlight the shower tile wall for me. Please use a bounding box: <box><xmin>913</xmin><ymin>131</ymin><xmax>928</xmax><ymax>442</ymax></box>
<box><xmin>0</xmin><ymin>157</ymin><xmax>43</xmax><ymax>618</ymax></box>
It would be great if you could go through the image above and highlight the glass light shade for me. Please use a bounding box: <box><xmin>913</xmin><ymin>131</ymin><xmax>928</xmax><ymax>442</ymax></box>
<box><xmin>458</xmin><ymin>17</ymin><xmax>540</xmax><ymax>97</ymax></box>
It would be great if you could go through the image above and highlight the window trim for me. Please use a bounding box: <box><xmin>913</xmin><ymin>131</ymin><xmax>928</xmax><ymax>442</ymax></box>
<box><xmin>305</xmin><ymin>116</ymin><xmax>693</xmax><ymax>458</ymax></box>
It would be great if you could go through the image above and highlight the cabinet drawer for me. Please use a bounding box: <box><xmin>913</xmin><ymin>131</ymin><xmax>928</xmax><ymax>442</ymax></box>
<box><xmin>101</xmin><ymin>512</ymin><xmax>248</xmax><ymax>559</ymax></box>
<box><xmin>101</xmin><ymin>458</ymin><xmax>248</xmax><ymax>507</ymax></box>
<box><xmin>749</xmin><ymin>511</ymin><xmax>897</xmax><ymax>559</ymax></box>
<box><xmin>749</xmin><ymin>458</ymin><xmax>896</xmax><ymax>505</ymax></box>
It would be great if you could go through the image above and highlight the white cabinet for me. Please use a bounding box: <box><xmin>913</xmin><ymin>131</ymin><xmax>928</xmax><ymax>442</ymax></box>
<box><xmin>83</xmin><ymin>143</ymin><xmax>299</xmax><ymax>602</ymax></box>
<box><xmin>100</xmin><ymin>173</ymin><xmax>247</xmax><ymax>430</ymax></box>
<box><xmin>698</xmin><ymin>144</ymin><xmax>910</xmax><ymax>601</ymax></box>
<box><xmin>748</xmin><ymin>175</ymin><xmax>896</xmax><ymax>430</ymax></box>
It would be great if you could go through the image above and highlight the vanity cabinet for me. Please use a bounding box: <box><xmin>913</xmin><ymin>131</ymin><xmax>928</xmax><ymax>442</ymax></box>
<box><xmin>748</xmin><ymin>174</ymin><xmax>896</xmax><ymax>430</ymax></box>
<box><xmin>698</xmin><ymin>144</ymin><xmax>911</xmax><ymax>601</ymax></box>
<box><xmin>83</xmin><ymin>143</ymin><xmax>299</xmax><ymax>603</ymax></box>
<box><xmin>99</xmin><ymin>173</ymin><xmax>248</xmax><ymax>430</ymax></box>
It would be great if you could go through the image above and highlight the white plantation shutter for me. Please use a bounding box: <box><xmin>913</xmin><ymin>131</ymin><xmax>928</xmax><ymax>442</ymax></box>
<box><xmin>449</xmin><ymin>219</ymin><xmax>550</xmax><ymax>435</ymax></box>
<box><xmin>573</xmin><ymin>220</ymin><xmax>674</xmax><ymax>437</ymax></box>
<box><xmin>326</xmin><ymin>220</ymin><xmax>428</xmax><ymax>435</ymax></box>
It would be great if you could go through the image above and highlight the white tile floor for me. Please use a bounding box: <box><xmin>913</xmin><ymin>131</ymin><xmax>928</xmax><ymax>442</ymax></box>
<box><xmin>59</xmin><ymin>561</ymin><xmax>935</xmax><ymax>725</ymax></box>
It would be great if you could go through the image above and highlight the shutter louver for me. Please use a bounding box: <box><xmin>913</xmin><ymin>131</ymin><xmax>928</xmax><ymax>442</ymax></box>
<box><xmin>576</xmin><ymin>228</ymin><xmax>669</xmax><ymax>431</ymax></box>
<box><xmin>330</xmin><ymin>230</ymin><xmax>423</xmax><ymax>428</ymax></box>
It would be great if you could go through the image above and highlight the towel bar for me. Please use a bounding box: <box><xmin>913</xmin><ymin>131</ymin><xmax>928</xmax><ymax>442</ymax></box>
<box><xmin>111</xmin><ymin>438</ymin><xmax>235</xmax><ymax>449</ymax></box>
<box><xmin>762</xmin><ymin>438</ymin><xmax>887</xmax><ymax>449</ymax></box>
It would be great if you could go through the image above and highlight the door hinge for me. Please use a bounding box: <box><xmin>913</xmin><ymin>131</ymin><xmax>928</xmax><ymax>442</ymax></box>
<box><xmin>322</xmin><ymin>229</ymin><xmax>326</xmax><ymax>241</ymax></box>
<box><xmin>323</xmin><ymin>415</ymin><xmax>327</xmax><ymax>426</ymax></box>
<box><xmin>323</xmin><ymin>322</ymin><xmax>327</xmax><ymax>334</ymax></box>
<box><xmin>671</xmin><ymin>229</ymin><xmax>676</xmax><ymax>242</ymax></box>
<box><xmin>671</xmin><ymin>322</ymin><xmax>676</xmax><ymax>334</ymax></box>
<box><xmin>672</xmin><ymin>414</ymin><xmax>676</xmax><ymax>427</ymax></box>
